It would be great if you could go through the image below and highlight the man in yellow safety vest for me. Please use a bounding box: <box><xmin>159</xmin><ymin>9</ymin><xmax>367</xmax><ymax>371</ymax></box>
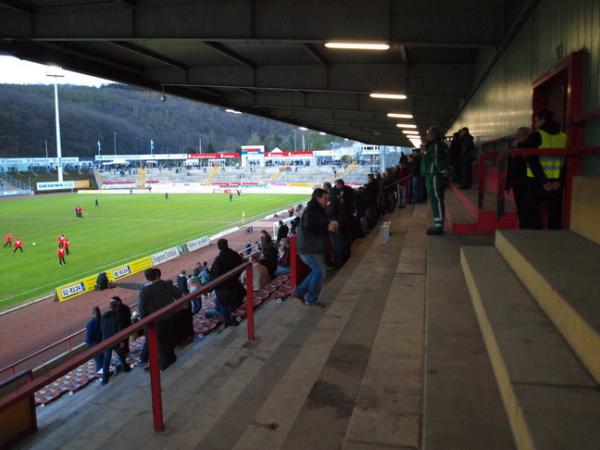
<box><xmin>521</xmin><ymin>109</ymin><xmax>567</xmax><ymax>229</ymax></box>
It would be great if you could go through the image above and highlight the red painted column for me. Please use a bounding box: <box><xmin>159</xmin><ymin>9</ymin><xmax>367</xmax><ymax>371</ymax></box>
<box><xmin>147</xmin><ymin>326</ymin><xmax>164</xmax><ymax>432</ymax></box>
<box><xmin>246</xmin><ymin>264</ymin><xmax>255</xmax><ymax>340</ymax></box>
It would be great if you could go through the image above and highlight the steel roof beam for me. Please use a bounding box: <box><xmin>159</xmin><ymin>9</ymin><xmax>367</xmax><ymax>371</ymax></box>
<box><xmin>109</xmin><ymin>41</ymin><xmax>187</xmax><ymax>71</ymax></box>
<box><xmin>203</xmin><ymin>42</ymin><xmax>255</xmax><ymax>69</ymax></box>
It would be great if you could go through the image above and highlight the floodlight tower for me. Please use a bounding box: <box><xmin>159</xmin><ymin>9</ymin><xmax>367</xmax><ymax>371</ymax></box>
<box><xmin>46</xmin><ymin>66</ymin><xmax>65</xmax><ymax>182</ymax></box>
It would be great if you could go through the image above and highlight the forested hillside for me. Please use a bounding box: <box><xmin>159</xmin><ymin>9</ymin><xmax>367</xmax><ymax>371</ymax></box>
<box><xmin>0</xmin><ymin>84</ymin><xmax>337</xmax><ymax>158</ymax></box>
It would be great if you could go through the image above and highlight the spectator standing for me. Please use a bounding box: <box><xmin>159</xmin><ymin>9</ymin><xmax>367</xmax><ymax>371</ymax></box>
<box><xmin>364</xmin><ymin>174</ymin><xmax>378</xmax><ymax>229</ymax></box>
<box><xmin>176</xmin><ymin>270</ymin><xmax>189</xmax><ymax>295</ymax></box>
<box><xmin>459</xmin><ymin>127</ymin><xmax>476</xmax><ymax>189</ymax></box>
<box><xmin>505</xmin><ymin>127</ymin><xmax>530</xmax><ymax>228</ymax></box>
<box><xmin>100</xmin><ymin>299</ymin><xmax>131</xmax><ymax>385</ymax></box>
<box><xmin>138</xmin><ymin>268</ymin><xmax>182</xmax><ymax>370</ymax></box>
<box><xmin>85</xmin><ymin>306</ymin><xmax>103</xmax><ymax>374</ymax></box>
<box><xmin>294</xmin><ymin>188</ymin><xmax>335</xmax><ymax>306</ymax></box>
<box><xmin>187</xmin><ymin>268</ymin><xmax>201</xmax><ymax>293</ymax></box>
<box><xmin>422</xmin><ymin>126</ymin><xmax>450</xmax><ymax>235</ymax></box>
<box><xmin>113</xmin><ymin>296</ymin><xmax>132</xmax><ymax>355</ymax></box>
<box><xmin>210</xmin><ymin>239</ymin><xmax>246</xmax><ymax>328</ymax></box>
<box><xmin>449</xmin><ymin>132</ymin><xmax>462</xmax><ymax>183</ymax></box>
<box><xmin>328</xmin><ymin>179</ymin><xmax>355</xmax><ymax>268</ymax></box>
<box><xmin>276</xmin><ymin>220</ymin><xmax>289</xmax><ymax>244</ymax></box>
<box><xmin>521</xmin><ymin>109</ymin><xmax>567</xmax><ymax>229</ymax></box>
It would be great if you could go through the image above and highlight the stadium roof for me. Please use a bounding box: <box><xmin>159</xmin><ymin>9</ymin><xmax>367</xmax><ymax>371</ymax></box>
<box><xmin>0</xmin><ymin>0</ymin><xmax>534</xmax><ymax>146</ymax></box>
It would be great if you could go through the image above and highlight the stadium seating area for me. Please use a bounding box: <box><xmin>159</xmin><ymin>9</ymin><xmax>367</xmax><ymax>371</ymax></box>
<box><xmin>33</xmin><ymin>273</ymin><xmax>292</xmax><ymax>407</ymax></box>
<box><xmin>97</xmin><ymin>164</ymin><xmax>376</xmax><ymax>188</ymax></box>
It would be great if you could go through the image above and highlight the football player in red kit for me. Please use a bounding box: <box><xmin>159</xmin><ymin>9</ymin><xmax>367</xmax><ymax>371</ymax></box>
<box><xmin>13</xmin><ymin>238</ymin><xmax>23</xmax><ymax>253</ymax></box>
<box><xmin>57</xmin><ymin>234</ymin><xmax>66</xmax><ymax>248</ymax></box>
<box><xmin>3</xmin><ymin>233</ymin><xmax>13</xmax><ymax>248</ymax></box>
<box><xmin>57</xmin><ymin>246</ymin><xmax>66</xmax><ymax>265</ymax></box>
<box><xmin>64</xmin><ymin>237</ymin><xmax>70</xmax><ymax>255</ymax></box>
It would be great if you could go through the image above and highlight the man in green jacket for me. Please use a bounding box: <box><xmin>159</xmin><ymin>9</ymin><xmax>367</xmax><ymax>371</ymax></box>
<box><xmin>421</xmin><ymin>126</ymin><xmax>450</xmax><ymax>235</ymax></box>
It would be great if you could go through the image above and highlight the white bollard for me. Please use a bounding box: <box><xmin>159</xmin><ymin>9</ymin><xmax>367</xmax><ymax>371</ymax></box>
<box><xmin>380</xmin><ymin>222</ymin><xmax>391</xmax><ymax>245</ymax></box>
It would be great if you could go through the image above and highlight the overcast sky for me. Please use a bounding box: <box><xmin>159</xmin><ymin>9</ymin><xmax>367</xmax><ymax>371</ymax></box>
<box><xmin>0</xmin><ymin>55</ymin><xmax>112</xmax><ymax>86</ymax></box>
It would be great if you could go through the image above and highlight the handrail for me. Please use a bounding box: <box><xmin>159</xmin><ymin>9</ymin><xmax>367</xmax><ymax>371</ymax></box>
<box><xmin>0</xmin><ymin>242</ymin><xmax>262</xmax><ymax>379</ymax></box>
<box><xmin>0</xmin><ymin>260</ymin><xmax>252</xmax><ymax>430</ymax></box>
<box><xmin>494</xmin><ymin>146</ymin><xmax>600</xmax><ymax>224</ymax></box>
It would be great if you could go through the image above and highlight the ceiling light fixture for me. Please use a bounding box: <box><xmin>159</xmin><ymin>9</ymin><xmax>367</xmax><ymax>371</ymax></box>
<box><xmin>298</xmin><ymin>127</ymin><xmax>308</xmax><ymax>131</ymax></box>
<box><xmin>319</xmin><ymin>132</ymin><xmax>327</xmax><ymax>135</ymax></box>
<box><xmin>225</xmin><ymin>109</ymin><xmax>242</xmax><ymax>114</ymax></box>
<box><xmin>396</xmin><ymin>123</ymin><xmax>417</xmax><ymax>129</ymax></box>
<box><xmin>370</xmin><ymin>92</ymin><xmax>407</xmax><ymax>100</ymax></box>
<box><xmin>403</xmin><ymin>130</ymin><xmax>419</xmax><ymax>135</ymax></box>
<box><xmin>325</xmin><ymin>42</ymin><xmax>390</xmax><ymax>51</ymax></box>
<box><xmin>387</xmin><ymin>113</ymin><xmax>413</xmax><ymax>119</ymax></box>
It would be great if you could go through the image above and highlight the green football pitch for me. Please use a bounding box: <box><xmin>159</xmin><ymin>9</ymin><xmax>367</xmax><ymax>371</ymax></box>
<box><xmin>0</xmin><ymin>193</ymin><xmax>307</xmax><ymax>310</ymax></box>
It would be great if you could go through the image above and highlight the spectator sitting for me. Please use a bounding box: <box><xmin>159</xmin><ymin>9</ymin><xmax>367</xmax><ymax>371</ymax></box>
<box><xmin>244</xmin><ymin>241</ymin><xmax>253</xmax><ymax>256</ymax></box>
<box><xmin>100</xmin><ymin>299</ymin><xmax>131</xmax><ymax>385</ymax></box>
<box><xmin>274</xmin><ymin>238</ymin><xmax>291</xmax><ymax>276</ymax></box>
<box><xmin>260</xmin><ymin>235</ymin><xmax>278</xmax><ymax>278</ymax></box>
<box><xmin>85</xmin><ymin>306</ymin><xmax>103</xmax><ymax>374</ymax></box>
<box><xmin>243</xmin><ymin>254</ymin><xmax>271</xmax><ymax>291</ymax></box>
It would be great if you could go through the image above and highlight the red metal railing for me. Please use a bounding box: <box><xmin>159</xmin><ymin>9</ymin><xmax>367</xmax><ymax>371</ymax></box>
<box><xmin>0</xmin><ymin>243</ymin><xmax>262</xmax><ymax>380</ymax></box>
<box><xmin>0</xmin><ymin>261</ymin><xmax>254</xmax><ymax>433</ymax></box>
<box><xmin>494</xmin><ymin>146</ymin><xmax>600</xmax><ymax>229</ymax></box>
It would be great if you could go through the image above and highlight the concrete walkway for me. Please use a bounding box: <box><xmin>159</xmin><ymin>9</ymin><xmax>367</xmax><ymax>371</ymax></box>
<box><xmin>17</xmin><ymin>205</ymin><xmax>515</xmax><ymax>450</ymax></box>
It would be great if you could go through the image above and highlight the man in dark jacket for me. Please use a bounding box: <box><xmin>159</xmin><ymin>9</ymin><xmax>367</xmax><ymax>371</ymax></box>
<box><xmin>176</xmin><ymin>270</ymin><xmax>189</xmax><ymax>295</ymax></box>
<box><xmin>100</xmin><ymin>299</ymin><xmax>131</xmax><ymax>385</ymax></box>
<box><xmin>85</xmin><ymin>306</ymin><xmax>103</xmax><ymax>373</ymax></box>
<box><xmin>294</xmin><ymin>188</ymin><xmax>335</xmax><ymax>305</ymax></box>
<box><xmin>138</xmin><ymin>268</ymin><xmax>182</xmax><ymax>370</ymax></box>
<box><xmin>520</xmin><ymin>109</ymin><xmax>568</xmax><ymax>229</ymax></box>
<box><xmin>211</xmin><ymin>239</ymin><xmax>246</xmax><ymax>328</ymax></box>
<box><xmin>459</xmin><ymin>127</ymin><xmax>476</xmax><ymax>189</ymax></box>
<box><xmin>363</xmin><ymin>174</ymin><xmax>378</xmax><ymax>229</ymax></box>
<box><xmin>328</xmin><ymin>179</ymin><xmax>355</xmax><ymax>268</ymax></box>
<box><xmin>276</xmin><ymin>220</ymin><xmax>289</xmax><ymax>244</ymax></box>
<box><xmin>505</xmin><ymin>127</ymin><xmax>530</xmax><ymax>228</ymax></box>
<box><xmin>113</xmin><ymin>296</ymin><xmax>132</xmax><ymax>355</ymax></box>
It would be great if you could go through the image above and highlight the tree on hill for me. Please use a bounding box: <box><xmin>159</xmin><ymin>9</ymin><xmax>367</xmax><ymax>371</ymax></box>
<box><xmin>0</xmin><ymin>84</ymin><xmax>346</xmax><ymax>158</ymax></box>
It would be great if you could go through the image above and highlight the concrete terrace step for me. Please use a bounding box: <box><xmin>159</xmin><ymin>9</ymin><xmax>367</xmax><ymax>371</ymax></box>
<box><xmin>232</xmin><ymin>206</ymin><xmax>414</xmax><ymax>450</ymax></box>
<box><xmin>445</xmin><ymin>186</ymin><xmax>477</xmax><ymax>234</ymax></box>
<box><xmin>461</xmin><ymin>246</ymin><xmax>600</xmax><ymax>450</ymax></box>
<box><xmin>423</xmin><ymin>235</ymin><xmax>516</xmax><ymax>450</ymax></box>
<box><xmin>18</xmin><ymin>297</ymin><xmax>312</xmax><ymax>450</ymax></box>
<box><xmin>495</xmin><ymin>230</ymin><xmax>600</xmax><ymax>383</ymax></box>
<box><xmin>342</xmin><ymin>205</ymin><xmax>429</xmax><ymax>450</ymax></box>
